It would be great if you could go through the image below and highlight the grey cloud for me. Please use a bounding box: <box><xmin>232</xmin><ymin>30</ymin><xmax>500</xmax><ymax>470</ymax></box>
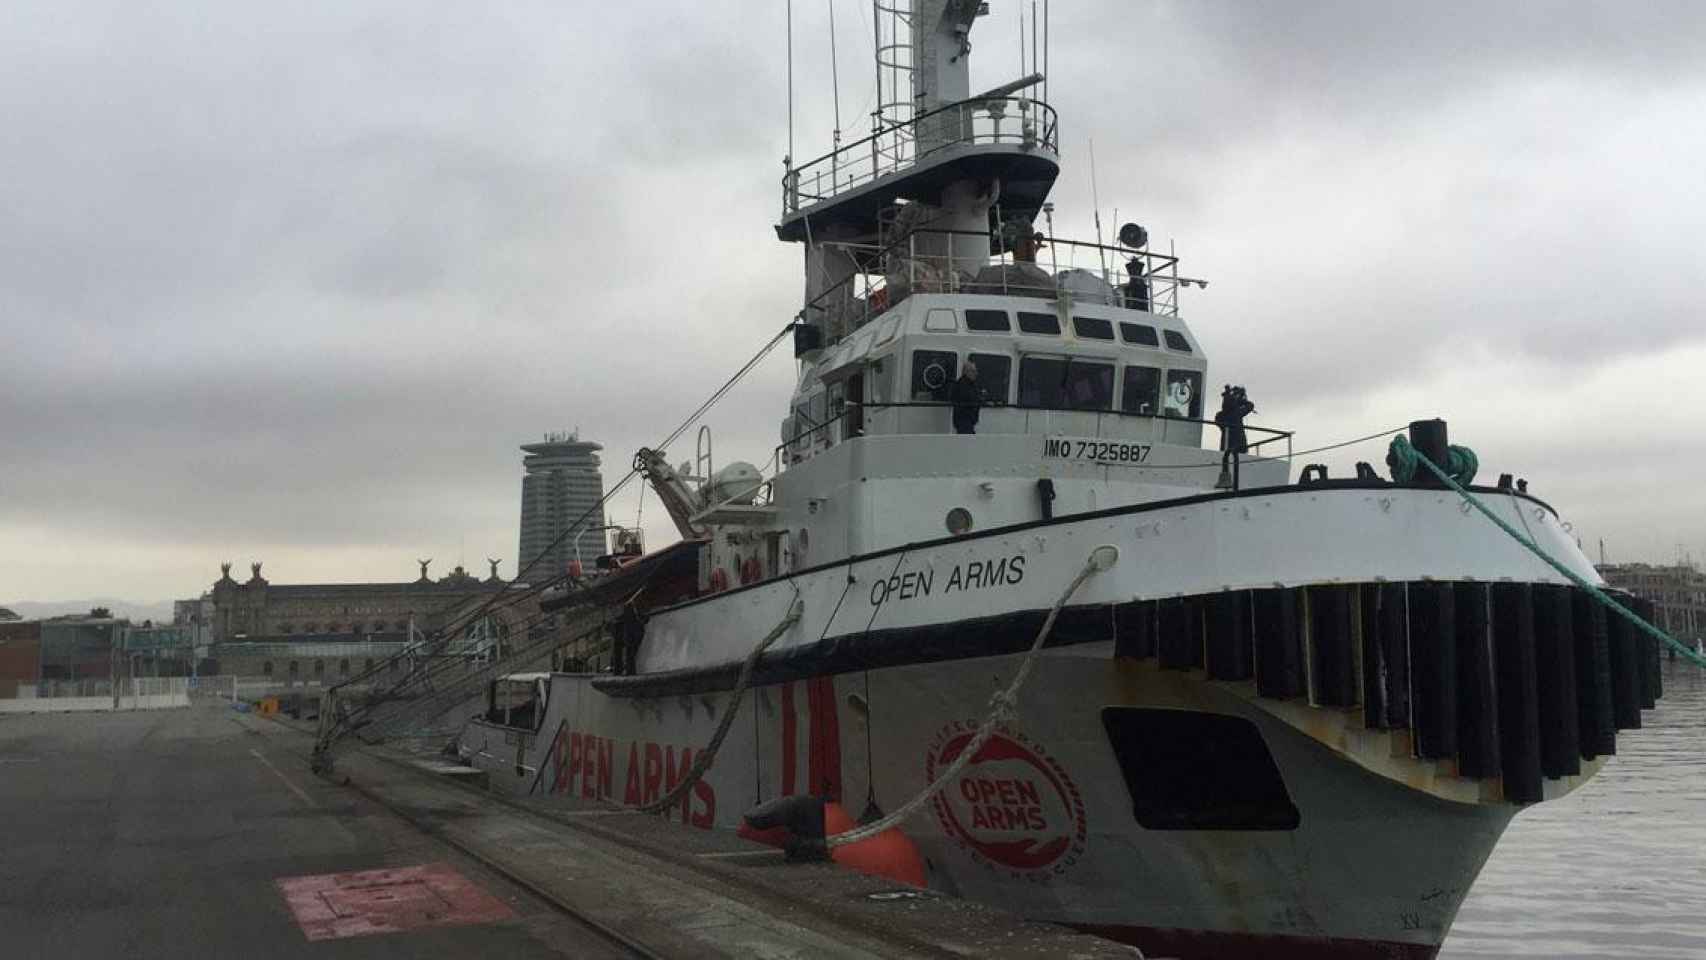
<box><xmin>3</xmin><ymin>1</ymin><xmax>1704</xmax><ymax>600</ymax></box>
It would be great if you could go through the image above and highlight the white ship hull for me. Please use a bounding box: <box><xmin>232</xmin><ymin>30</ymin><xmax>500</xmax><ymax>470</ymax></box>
<box><xmin>458</xmin><ymin>483</ymin><xmax>1652</xmax><ymax>958</ymax></box>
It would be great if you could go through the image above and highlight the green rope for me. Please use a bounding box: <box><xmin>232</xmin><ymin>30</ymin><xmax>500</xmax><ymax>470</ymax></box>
<box><xmin>1407</xmin><ymin>442</ymin><xmax>1706</xmax><ymax>669</ymax></box>
<box><xmin>1387</xmin><ymin>434</ymin><xmax>1479</xmax><ymax>485</ymax></box>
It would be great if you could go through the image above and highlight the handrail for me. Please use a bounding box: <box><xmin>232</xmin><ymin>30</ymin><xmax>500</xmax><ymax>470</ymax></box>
<box><xmin>770</xmin><ymin>399</ymin><xmax>1293</xmax><ymax>472</ymax></box>
<box><xmin>783</xmin><ymin>95</ymin><xmax>1060</xmax><ymax>216</ymax></box>
<box><xmin>788</xmin><ymin>93</ymin><xmax>1054</xmax><ymax>187</ymax></box>
<box><xmin>798</xmin><ymin>224</ymin><xmax>1203</xmax><ymax>331</ymax></box>
<box><xmin>856</xmin><ymin>401</ymin><xmax>1293</xmax><ymax>444</ymax></box>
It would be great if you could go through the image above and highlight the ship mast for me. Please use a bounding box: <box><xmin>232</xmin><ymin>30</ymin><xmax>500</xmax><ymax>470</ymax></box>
<box><xmin>779</xmin><ymin>1</ymin><xmax>1060</xmax><ymax>353</ymax></box>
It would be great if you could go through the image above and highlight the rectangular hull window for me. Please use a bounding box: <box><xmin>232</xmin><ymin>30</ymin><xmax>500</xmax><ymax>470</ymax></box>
<box><xmin>1100</xmin><ymin>707</ymin><xmax>1301</xmax><ymax>830</ymax></box>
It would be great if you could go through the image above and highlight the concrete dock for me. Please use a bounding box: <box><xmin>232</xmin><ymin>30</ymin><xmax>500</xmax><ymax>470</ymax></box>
<box><xmin>0</xmin><ymin>703</ymin><xmax>1138</xmax><ymax>958</ymax></box>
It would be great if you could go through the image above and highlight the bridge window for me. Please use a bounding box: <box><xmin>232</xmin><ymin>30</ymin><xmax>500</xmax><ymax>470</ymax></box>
<box><xmin>1073</xmin><ymin>316</ymin><xmax>1115</xmax><ymax>340</ymax></box>
<box><xmin>1065</xmin><ymin>361</ymin><xmax>1115</xmax><ymax>410</ymax></box>
<box><xmin>1164</xmin><ymin>370</ymin><xmax>1204</xmax><ymax>419</ymax></box>
<box><xmin>262</xmin><ymin>661</ymin><xmax>273</xmax><ymax>677</ymax></box>
<box><xmin>1163</xmin><ymin>330</ymin><xmax>1193</xmax><ymax>353</ymax></box>
<box><xmin>911</xmin><ymin>350</ymin><xmax>957</xmax><ymax>401</ymax></box>
<box><xmin>313</xmin><ymin>661</ymin><xmax>325</xmax><ymax>679</ymax></box>
<box><xmin>339</xmin><ymin>659</ymin><xmax>350</xmax><ymax>676</ymax></box>
<box><xmin>1122</xmin><ymin>366</ymin><xmax>1161</xmax><ymax>415</ymax></box>
<box><xmin>288</xmin><ymin>661</ymin><xmax>299</xmax><ymax>678</ymax></box>
<box><xmin>1016</xmin><ymin>311</ymin><xmax>1060</xmax><ymax>335</ymax></box>
<box><xmin>966</xmin><ymin>353</ymin><xmax>1011</xmax><ymax>404</ymax></box>
<box><xmin>1120</xmin><ymin>322</ymin><xmax>1160</xmax><ymax>347</ymax></box>
<box><xmin>1019</xmin><ymin>357</ymin><xmax>1064</xmax><ymax>406</ymax></box>
<box><xmin>1020</xmin><ymin>357</ymin><xmax>1114</xmax><ymax>410</ymax></box>
<box><xmin>965</xmin><ymin>309</ymin><xmax>1011</xmax><ymax>332</ymax></box>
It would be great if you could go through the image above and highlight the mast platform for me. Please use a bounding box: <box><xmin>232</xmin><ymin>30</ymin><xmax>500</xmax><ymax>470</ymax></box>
<box><xmin>777</xmin><ymin>95</ymin><xmax>1060</xmax><ymax>243</ymax></box>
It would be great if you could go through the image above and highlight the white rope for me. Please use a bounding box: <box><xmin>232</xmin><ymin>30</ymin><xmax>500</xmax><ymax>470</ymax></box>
<box><xmin>825</xmin><ymin>547</ymin><xmax>1115</xmax><ymax>848</ymax></box>
<box><xmin>636</xmin><ymin>589</ymin><xmax>805</xmax><ymax>814</ymax></box>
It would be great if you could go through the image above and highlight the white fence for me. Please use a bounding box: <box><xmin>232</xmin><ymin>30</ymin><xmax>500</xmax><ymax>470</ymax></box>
<box><xmin>1</xmin><ymin>677</ymin><xmax>194</xmax><ymax>714</ymax></box>
<box><xmin>188</xmin><ymin>675</ymin><xmax>238</xmax><ymax>702</ymax></box>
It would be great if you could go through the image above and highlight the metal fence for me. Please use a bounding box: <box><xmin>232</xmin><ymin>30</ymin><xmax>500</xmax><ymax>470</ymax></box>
<box><xmin>16</xmin><ymin>677</ymin><xmax>196</xmax><ymax>699</ymax></box>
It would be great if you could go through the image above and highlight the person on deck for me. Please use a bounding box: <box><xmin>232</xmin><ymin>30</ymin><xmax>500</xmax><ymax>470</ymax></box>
<box><xmin>1124</xmin><ymin>258</ymin><xmax>1151</xmax><ymax>312</ymax></box>
<box><xmin>1214</xmin><ymin>384</ymin><xmax>1256</xmax><ymax>490</ymax></box>
<box><xmin>951</xmin><ymin>361</ymin><xmax>982</xmax><ymax>435</ymax></box>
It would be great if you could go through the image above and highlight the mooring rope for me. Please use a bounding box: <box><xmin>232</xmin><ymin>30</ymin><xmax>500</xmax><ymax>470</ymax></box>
<box><xmin>1407</xmin><ymin>442</ymin><xmax>1706</xmax><ymax>669</ymax></box>
<box><xmin>823</xmin><ymin>545</ymin><xmax>1118</xmax><ymax>849</ymax></box>
<box><xmin>635</xmin><ymin>587</ymin><xmax>805</xmax><ymax>814</ymax></box>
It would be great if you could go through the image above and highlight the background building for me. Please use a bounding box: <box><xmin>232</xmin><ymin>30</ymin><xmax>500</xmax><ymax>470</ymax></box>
<box><xmin>1597</xmin><ymin>561</ymin><xmax>1705</xmax><ymax>644</ymax></box>
<box><xmin>38</xmin><ymin>615</ymin><xmax>127</xmax><ymax>682</ymax></box>
<box><xmin>208</xmin><ymin>559</ymin><xmax>506</xmax><ymax>682</ymax></box>
<box><xmin>0</xmin><ymin>621</ymin><xmax>42</xmax><ymax>698</ymax></box>
<box><xmin>517</xmin><ymin>432</ymin><xmax>607</xmax><ymax>583</ymax></box>
<box><xmin>122</xmin><ymin>624</ymin><xmax>194</xmax><ymax>677</ymax></box>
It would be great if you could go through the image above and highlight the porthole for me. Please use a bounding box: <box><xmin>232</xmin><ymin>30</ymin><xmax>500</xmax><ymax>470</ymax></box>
<box><xmin>945</xmin><ymin>507</ymin><xmax>974</xmax><ymax>536</ymax></box>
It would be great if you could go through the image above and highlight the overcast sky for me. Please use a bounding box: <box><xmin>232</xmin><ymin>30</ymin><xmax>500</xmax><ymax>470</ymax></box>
<box><xmin>3</xmin><ymin>1</ymin><xmax>1704</xmax><ymax>605</ymax></box>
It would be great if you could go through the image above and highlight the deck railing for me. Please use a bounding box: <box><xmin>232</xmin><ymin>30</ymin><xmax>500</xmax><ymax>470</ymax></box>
<box><xmin>777</xmin><ymin>401</ymin><xmax>1292</xmax><ymax>472</ymax></box>
<box><xmin>804</xmin><ymin>228</ymin><xmax>1202</xmax><ymax>330</ymax></box>
<box><xmin>784</xmin><ymin>96</ymin><xmax>1060</xmax><ymax>216</ymax></box>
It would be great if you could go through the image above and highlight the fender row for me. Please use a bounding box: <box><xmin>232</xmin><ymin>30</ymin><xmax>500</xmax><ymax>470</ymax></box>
<box><xmin>1113</xmin><ymin>581</ymin><xmax>1660</xmax><ymax>804</ymax></box>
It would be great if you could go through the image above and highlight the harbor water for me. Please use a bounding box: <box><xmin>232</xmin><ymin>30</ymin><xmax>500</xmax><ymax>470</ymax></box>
<box><xmin>1439</xmin><ymin>659</ymin><xmax>1706</xmax><ymax>959</ymax></box>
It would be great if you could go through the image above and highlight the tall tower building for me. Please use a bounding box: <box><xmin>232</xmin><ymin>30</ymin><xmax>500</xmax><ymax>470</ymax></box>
<box><xmin>517</xmin><ymin>432</ymin><xmax>607</xmax><ymax>583</ymax></box>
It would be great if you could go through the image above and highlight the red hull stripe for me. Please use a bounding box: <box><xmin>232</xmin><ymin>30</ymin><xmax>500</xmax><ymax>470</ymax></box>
<box><xmin>1074</xmin><ymin>924</ymin><xmax>1439</xmax><ymax>960</ymax></box>
<box><xmin>780</xmin><ymin>681</ymin><xmax>797</xmax><ymax>796</ymax></box>
<box><xmin>806</xmin><ymin>676</ymin><xmax>842</xmax><ymax>801</ymax></box>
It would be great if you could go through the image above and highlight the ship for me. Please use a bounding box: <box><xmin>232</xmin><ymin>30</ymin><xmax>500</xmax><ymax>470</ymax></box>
<box><xmin>451</xmin><ymin>4</ymin><xmax>1667</xmax><ymax>956</ymax></box>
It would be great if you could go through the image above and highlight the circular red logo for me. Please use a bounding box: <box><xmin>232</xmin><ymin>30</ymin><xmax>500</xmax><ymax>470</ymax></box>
<box><xmin>926</xmin><ymin>722</ymin><xmax>1087</xmax><ymax>880</ymax></box>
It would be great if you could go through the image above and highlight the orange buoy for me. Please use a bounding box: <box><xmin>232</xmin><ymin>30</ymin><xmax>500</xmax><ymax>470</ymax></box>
<box><xmin>824</xmin><ymin>802</ymin><xmax>927</xmax><ymax>889</ymax></box>
<box><xmin>708</xmin><ymin>567</ymin><xmax>730</xmax><ymax>593</ymax></box>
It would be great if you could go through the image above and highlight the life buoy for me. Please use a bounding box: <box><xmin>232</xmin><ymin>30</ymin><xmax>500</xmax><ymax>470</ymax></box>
<box><xmin>739</xmin><ymin>556</ymin><xmax>763</xmax><ymax>585</ymax></box>
<box><xmin>708</xmin><ymin>567</ymin><xmax>730</xmax><ymax>593</ymax></box>
<box><xmin>869</xmin><ymin>286</ymin><xmax>889</xmax><ymax>313</ymax></box>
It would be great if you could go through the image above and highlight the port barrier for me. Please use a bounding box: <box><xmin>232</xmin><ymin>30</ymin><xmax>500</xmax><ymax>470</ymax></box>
<box><xmin>0</xmin><ymin>676</ymin><xmax>194</xmax><ymax>714</ymax></box>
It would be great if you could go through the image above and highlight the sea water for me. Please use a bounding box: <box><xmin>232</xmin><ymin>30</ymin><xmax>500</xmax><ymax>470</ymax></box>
<box><xmin>1439</xmin><ymin>660</ymin><xmax>1706</xmax><ymax>959</ymax></box>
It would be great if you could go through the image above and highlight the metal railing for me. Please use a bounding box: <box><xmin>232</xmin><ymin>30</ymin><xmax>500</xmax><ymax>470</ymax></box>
<box><xmin>784</xmin><ymin>96</ymin><xmax>1060</xmax><ymax>216</ymax></box>
<box><xmin>776</xmin><ymin>399</ymin><xmax>1292</xmax><ymax>467</ymax></box>
<box><xmin>14</xmin><ymin>677</ymin><xmax>194</xmax><ymax>699</ymax></box>
<box><xmin>805</xmin><ymin>228</ymin><xmax>1201</xmax><ymax>334</ymax></box>
<box><xmin>216</xmin><ymin>640</ymin><xmax>409</xmax><ymax>659</ymax></box>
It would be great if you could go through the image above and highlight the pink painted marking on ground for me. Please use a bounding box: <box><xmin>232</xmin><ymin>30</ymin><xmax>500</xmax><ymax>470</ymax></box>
<box><xmin>275</xmin><ymin>862</ymin><xmax>516</xmax><ymax>941</ymax></box>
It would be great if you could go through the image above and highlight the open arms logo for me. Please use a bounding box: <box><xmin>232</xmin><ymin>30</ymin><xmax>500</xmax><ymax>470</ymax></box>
<box><xmin>926</xmin><ymin>721</ymin><xmax>1087</xmax><ymax>881</ymax></box>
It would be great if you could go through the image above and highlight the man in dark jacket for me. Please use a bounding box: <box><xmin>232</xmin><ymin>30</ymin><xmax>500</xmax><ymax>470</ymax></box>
<box><xmin>1214</xmin><ymin>384</ymin><xmax>1256</xmax><ymax>489</ymax></box>
<box><xmin>951</xmin><ymin>361</ymin><xmax>981</xmax><ymax>434</ymax></box>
